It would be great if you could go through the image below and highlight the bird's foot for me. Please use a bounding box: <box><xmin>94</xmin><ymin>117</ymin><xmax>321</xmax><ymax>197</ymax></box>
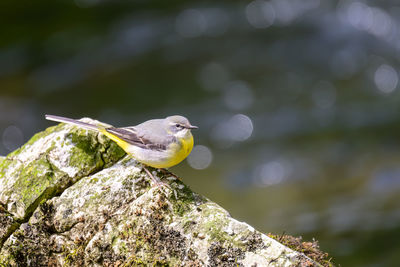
<box><xmin>159</xmin><ymin>168</ymin><xmax>181</xmax><ymax>181</ymax></box>
<box><xmin>143</xmin><ymin>166</ymin><xmax>171</xmax><ymax>190</ymax></box>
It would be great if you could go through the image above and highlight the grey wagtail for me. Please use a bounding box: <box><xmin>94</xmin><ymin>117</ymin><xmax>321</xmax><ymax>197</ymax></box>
<box><xmin>45</xmin><ymin>115</ymin><xmax>198</xmax><ymax>185</ymax></box>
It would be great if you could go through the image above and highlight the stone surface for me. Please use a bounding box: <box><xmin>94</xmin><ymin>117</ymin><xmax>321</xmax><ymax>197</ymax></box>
<box><xmin>0</xmin><ymin>119</ymin><xmax>321</xmax><ymax>266</ymax></box>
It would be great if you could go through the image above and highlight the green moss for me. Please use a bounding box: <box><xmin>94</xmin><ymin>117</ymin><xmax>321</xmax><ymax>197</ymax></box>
<box><xmin>201</xmin><ymin>217</ymin><xmax>229</xmax><ymax>242</ymax></box>
<box><xmin>67</xmin><ymin>130</ymin><xmax>102</xmax><ymax>170</ymax></box>
<box><xmin>0</xmin><ymin>158</ymin><xmax>12</xmax><ymax>179</ymax></box>
<box><xmin>0</xmin><ymin>235</ymin><xmax>26</xmax><ymax>266</ymax></box>
<box><xmin>123</xmin><ymin>256</ymin><xmax>147</xmax><ymax>266</ymax></box>
<box><xmin>194</xmin><ymin>204</ymin><xmax>246</xmax><ymax>247</ymax></box>
<box><xmin>14</xmin><ymin>157</ymin><xmax>56</xmax><ymax>211</ymax></box>
<box><xmin>117</xmin><ymin>239</ymin><xmax>128</xmax><ymax>254</ymax></box>
<box><xmin>152</xmin><ymin>260</ymin><xmax>171</xmax><ymax>266</ymax></box>
<box><xmin>25</xmin><ymin>128</ymin><xmax>51</xmax><ymax>146</ymax></box>
<box><xmin>103</xmin><ymin>142</ymin><xmax>126</xmax><ymax>166</ymax></box>
<box><xmin>172</xmin><ymin>199</ymin><xmax>192</xmax><ymax>217</ymax></box>
<box><xmin>66</xmin><ymin>128</ymin><xmax>125</xmax><ymax>173</ymax></box>
<box><xmin>0</xmin><ymin>255</ymin><xmax>7</xmax><ymax>266</ymax></box>
<box><xmin>168</xmin><ymin>183</ymin><xmax>198</xmax><ymax>218</ymax></box>
<box><xmin>0</xmin><ymin>127</ymin><xmax>67</xmax><ymax>222</ymax></box>
<box><xmin>0</xmin><ymin>121</ymin><xmax>131</xmax><ymax>265</ymax></box>
<box><xmin>64</xmin><ymin>246</ymin><xmax>85</xmax><ymax>266</ymax></box>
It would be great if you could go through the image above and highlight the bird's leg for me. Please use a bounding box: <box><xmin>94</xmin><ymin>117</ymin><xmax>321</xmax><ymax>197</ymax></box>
<box><xmin>143</xmin><ymin>166</ymin><xmax>161</xmax><ymax>185</ymax></box>
<box><xmin>142</xmin><ymin>165</ymin><xmax>170</xmax><ymax>189</ymax></box>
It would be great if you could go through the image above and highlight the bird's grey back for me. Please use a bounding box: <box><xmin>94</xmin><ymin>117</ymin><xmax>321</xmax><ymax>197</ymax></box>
<box><xmin>130</xmin><ymin>119</ymin><xmax>174</xmax><ymax>146</ymax></box>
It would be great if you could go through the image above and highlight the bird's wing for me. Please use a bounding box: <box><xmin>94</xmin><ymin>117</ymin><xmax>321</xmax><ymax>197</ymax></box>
<box><xmin>105</xmin><ymin>126</ymin><xmax>175</xmax><ymax>151</ymax></box>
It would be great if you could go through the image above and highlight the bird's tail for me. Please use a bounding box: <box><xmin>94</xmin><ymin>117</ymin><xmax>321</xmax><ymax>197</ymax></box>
<box><xmin>45</xmin><ymin>115</ymin><xmax>101</xmax><ymax>131</ymax></box>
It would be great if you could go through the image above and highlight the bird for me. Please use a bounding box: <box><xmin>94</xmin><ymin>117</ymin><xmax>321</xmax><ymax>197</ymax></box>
<box><xmin>45</xmin><ymin>114</ymin><xmax>198</xmax><ymax>185</ymax></box>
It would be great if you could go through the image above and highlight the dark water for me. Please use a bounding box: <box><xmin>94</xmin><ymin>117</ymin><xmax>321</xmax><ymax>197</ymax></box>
<box><xmin>2</xmin><ymin>1</ymin><xmax>400</xmax><ymax>265</ymax></box>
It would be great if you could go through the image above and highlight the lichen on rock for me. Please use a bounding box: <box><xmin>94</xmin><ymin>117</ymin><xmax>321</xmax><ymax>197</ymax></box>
<box><xmin>0</xmin><ymin>118</ymin><xmax>323</xmax><ymax>266</ymax></box>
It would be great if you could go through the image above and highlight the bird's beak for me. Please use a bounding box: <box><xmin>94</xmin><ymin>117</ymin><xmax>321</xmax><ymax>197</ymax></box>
<box><xmin>187</xmin><ymin>124</ymin><xmax>198</xmax><ymax>129</ymax></box>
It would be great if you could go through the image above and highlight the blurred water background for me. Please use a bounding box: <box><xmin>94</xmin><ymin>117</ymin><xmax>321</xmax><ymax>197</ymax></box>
<box><xmin>2</xmin><ymin>0</ymin><xmax>400</xmax><ymax>265</ymax></box>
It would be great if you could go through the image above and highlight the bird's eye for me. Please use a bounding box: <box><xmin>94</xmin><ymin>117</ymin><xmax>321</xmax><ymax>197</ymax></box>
<box><xmin>175</xmin><ymin>124</ymin><xmax>180</xmax><ymax>128</ymax></box>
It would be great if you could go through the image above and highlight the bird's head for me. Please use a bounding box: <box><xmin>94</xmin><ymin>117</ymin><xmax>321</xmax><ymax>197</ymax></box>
<box><xmin>165</xmin><ymin>115</ymin><xmax>198</xmax><ymax>138</ymax></box>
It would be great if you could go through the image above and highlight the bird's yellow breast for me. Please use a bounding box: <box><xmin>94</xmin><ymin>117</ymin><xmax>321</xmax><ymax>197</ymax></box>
<box><xmin>164</xmin><ymin>134</ymin><xmax>194</xmax><ymax>167</ymax></box>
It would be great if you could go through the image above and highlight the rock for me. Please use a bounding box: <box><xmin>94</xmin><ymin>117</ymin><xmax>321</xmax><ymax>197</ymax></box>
<box><xmin>0</xmin><ymin>119</ymin><xmax>322</xmax><ymax>266</ymax></box>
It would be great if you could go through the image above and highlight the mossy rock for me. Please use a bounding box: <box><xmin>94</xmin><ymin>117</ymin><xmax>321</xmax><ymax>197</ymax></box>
<box><xmin>0</xmin><ymin>118</ymin><xmax>327</xmax><ymax>266</ymax></box>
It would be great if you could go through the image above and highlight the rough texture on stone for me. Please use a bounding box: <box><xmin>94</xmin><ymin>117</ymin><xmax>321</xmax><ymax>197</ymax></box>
<box><xmin>0</xmin><ymin>119</ymin><xmax>321</xmax><ymax>266</ymax></box>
